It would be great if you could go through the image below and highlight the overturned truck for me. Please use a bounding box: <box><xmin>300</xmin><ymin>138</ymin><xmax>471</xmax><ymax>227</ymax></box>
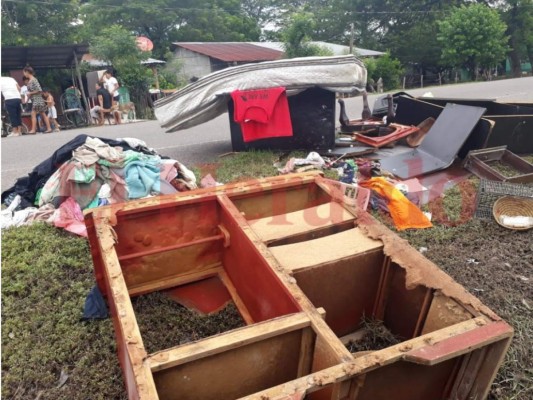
<box><xmin>85</xmin><ymin>172</ymin><xmax>512</xmax><ymax>400</ymax></box>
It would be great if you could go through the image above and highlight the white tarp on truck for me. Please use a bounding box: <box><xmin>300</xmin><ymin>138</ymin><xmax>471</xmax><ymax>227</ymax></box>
<box><xmin>154</xmin><ymin>55</ymin><xmax>367</xmax><ymax>132</ymax></box>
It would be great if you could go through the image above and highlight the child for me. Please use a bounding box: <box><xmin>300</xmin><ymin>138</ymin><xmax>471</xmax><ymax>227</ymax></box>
<box><xmin>42</xmin><ymin>88</ymin><xmax>60</xmax><ymax>132</ymax></box>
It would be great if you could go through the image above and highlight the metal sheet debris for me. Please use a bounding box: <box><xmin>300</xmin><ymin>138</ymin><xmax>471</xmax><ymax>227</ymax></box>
<box><xmin>379</xmin><ymin>104</ymin><xmax>486</xmax><ymax>179</ymax></box>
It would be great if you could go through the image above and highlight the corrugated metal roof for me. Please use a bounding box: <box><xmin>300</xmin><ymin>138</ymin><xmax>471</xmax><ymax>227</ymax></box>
<box><xmin>172</xmin><ymin>42</ymin><xmax>283</xmax><ymax>62</ymax></box>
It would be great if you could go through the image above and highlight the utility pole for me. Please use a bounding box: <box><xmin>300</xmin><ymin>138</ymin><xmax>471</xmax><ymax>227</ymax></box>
<box><xmin>349</xmin><ymin>23</ymin><xmax>354</xmax><ymax>54</ymax></box>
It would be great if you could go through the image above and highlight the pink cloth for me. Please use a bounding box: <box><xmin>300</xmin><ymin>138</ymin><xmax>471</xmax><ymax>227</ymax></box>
<box><xmin>53</xmin><ymin>197</ymin><xmax>88</xmax><ymax>237</ymax></box>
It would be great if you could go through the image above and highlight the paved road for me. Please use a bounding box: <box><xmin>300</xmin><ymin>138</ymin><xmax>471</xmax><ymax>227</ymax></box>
<box><xmin>2</xmin><ymin>77</ymin><xmax>532</xmax><ymax>192</ymax></box>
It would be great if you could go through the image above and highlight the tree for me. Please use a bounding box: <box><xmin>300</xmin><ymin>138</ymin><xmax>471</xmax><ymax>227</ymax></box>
<box><xmin>90</xmin><ymin>25</ymin><xmax>153</xmax><ymax>117</ymax></box>
<box><xmin>81</xmin><ymin>0</ymin><xmax>260</xmax><ymax>59</ymax></box>
<box><xmin>437</xmin><ymin>4</ymin><xmax>509</xmax><ymax>80</ymax></box>
<box><xmin>500</xmin><ymin>0</ymin><xmax>533</xmax><ymax>76</ymax></box>
<box><xmin>281</xmin><ymin>12</ymin><xmax>333</xmax><ymax>58</ymax></box>
<box><xmin>172</xmin><ymin>0</ymin><xmax>260</xmax><ymax>43</ymax></box>
<box><xmin>1</xmin><ymin>0</ymin><xmax>81</xmax><ymax>45</ymax></box>
<box><xmin>365</xmin><ymin>53</ymin><xmax>404</xmax><ymax>91</ymax></box>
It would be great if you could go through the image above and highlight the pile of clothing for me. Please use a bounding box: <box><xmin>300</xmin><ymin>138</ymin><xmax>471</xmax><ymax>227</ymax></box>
<box><xmin>1</xmin><ymin>135</ymin><xmax>197</xmax><ymax>236</ymax></box>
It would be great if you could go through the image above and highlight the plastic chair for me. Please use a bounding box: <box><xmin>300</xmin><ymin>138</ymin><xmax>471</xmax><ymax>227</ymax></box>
<box><xmin>61</xmin><ymin>91</ymin><xmax>88</xmax><ymax>128</ymax></box>
<box><xmin>117</xmin><ymin>87</ymin><xmax>131</xmax><ymax>104</ymax></box>
<box><xmin>117</xmin><ymin>87</ymin><xmax>136</xmax><ymax>122</ymax></box>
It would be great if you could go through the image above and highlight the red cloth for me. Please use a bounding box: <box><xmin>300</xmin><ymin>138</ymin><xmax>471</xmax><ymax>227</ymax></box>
<box><xmin>231</xmin><ymin>87</ymin><xmax>293</xmax><ymax>142</ymax></box>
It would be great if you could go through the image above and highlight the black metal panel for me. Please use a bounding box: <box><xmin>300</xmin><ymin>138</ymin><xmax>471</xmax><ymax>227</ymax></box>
<box><xmin>419</xmin><ymin>98</ymin><xmax>533</xmax><ymax>116</ymax></box>
<box><xmin>380</xmin><ymin>103</ymin><xmax>486</xmax><ymax>179</ymax></box>
<box><xmin>228</xmin><ymin>87</ymin><xmax>336</xmax><ymax>151</ymax></box>
<box><xmin>484</xmin><ymin>116</ymin><xmax>533</xmax><ymax>153</ymax></box>
<box><xmin>395</xmin><ymin>96</ymin><xmax>493</xmax><ymax>158</ymax></box>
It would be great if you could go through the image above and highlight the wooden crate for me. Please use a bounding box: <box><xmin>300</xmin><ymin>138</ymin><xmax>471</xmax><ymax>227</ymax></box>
<box><xmin>85</xmin><ymin>172</ymin><xmax>512</xmax><ymax>400</ymax></box>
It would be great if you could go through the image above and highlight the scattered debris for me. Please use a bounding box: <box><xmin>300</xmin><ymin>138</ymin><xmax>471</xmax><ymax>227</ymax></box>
<box><xmin>57</xmin><ymin>369</ymin><xmax>69</xmax><ymax>388</ymax></box>
<box><xmin>345</xmin><ymin>318</ymin><xmax>401</xmax><ymax>353</ymax></box>
<box><xmin>464</xmin><ymin>146</ymin><xmax>533</xmax><ymax>183</ymax></box>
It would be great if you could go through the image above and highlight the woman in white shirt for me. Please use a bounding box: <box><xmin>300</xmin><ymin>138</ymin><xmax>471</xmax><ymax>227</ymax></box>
<box><xmin>0</xmin><ymin>76</ymin><xmax>23</xmax><ymax>136</ymax></box>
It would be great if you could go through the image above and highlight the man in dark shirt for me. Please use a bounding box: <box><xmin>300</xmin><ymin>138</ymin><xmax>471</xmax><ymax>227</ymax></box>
<box><xmin>95</xmin><ymin>82</ymin><xmax>121</xmax><ymax>125</ymax></box>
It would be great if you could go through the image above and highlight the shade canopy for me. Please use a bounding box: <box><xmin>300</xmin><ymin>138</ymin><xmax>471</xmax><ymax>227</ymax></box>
<box><xmin>1</xmin><ymin>44</ymin><xmax>89</xmax><ymax>70</ymax></box>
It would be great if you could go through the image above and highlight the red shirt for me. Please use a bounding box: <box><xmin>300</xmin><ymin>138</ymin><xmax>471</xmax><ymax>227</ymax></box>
<box><xmin>231</xmin><ymin>87</ymin><xmax>293</xmax><ymax>142</ymax></box>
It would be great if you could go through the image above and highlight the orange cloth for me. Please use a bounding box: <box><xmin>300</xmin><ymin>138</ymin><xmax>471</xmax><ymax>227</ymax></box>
<box><xmin>360</xmin><ymin>177</ymin><xmax>432</xmax><ymax>230</ymax></box>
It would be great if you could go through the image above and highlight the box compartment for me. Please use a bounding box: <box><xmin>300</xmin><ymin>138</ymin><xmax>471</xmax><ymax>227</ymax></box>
<box><xmin>84</xmin><ymin>172</ymin><xmax>513</xmax><ymax>400</ymax></box>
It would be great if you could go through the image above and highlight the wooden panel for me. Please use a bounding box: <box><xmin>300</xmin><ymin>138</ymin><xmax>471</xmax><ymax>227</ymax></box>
<box><xmin>218</xmin><ymin>195</ymin><xmax>302</xmax><ymax>322</ymax></box>
<box><xmin>111</xmin><ymin>199</ymin><xmax>223</xmax><ymax>289</ymax></box>
<box><xmin>294</xmin><ymin>250</ymin><xmax>384</xmax><ymax>337</ymax></box>
<box><xmin>153</xmin><ymin>330</ymin><xmax>303</xmax><ymax>400</ymax></box>
<box><xmin>448</xmin><ymin>348</ymin><xmax>487</xmax><ymax>399</ymax></box>
<box><xmin>468</xmin><ymin>336</ymin><xmax>513</xmax><ymax>399</ymax></box>
<box><xmin>120</xmin><ymin>241</ymin><xmax>223</xmax><ymax>289</ymax></box>
<box><xmin>249</xmin><ymin>202</ymin><xmax>354</xmax><ymax>242</ymax></box>
<box><xmin>232</xmin><ymin>183</ymin><xmax>331</xmax><ymax>220</ymax></box>
<box><xmin>114</xmin><ymin>199</ymin><xmax>220</xmax><ymax>256</ymax></box>
<box><xmin>383</xmin><ymin>263</ymin><xmax>432</xmax><ymax>339</ymax></box>
<box><xmin>421</xmin><ymin>291</ymin><xmax>474</xmax><ymax>335</ymax></box>
<box><xmin>354</xmin><ymin>359</ymin><xmax>458</xmax><ymax>400</ymax></box>
<box><xmin>149</xmin><ymin>312</ymin><xmax>311</xmax><ymax>371</ymax></box>
<box><xmin>269</xmin><ymin>228</ymin><xmax>383</xmax><ymax>273</ymax></box>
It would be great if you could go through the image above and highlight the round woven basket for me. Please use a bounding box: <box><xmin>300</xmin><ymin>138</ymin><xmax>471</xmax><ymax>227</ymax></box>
<box><xmin>492</xmin><ymin>196</ymin><xmax>533</xmax><ymax>231</ymax></box>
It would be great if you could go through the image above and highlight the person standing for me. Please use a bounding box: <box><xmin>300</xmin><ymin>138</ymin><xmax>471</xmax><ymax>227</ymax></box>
<box><xmin>42</xmin><ymin>88</ymin><xmax>61</xmax><ymax>132</ymax></box>
<box><xmin>103</xmin><ymin>70</ymin><xmax>120</xmax><ymax>106</ymax></box>
<box><xmin>20</xmin><ymin>76</ymin><xmax>32</xmax><ymax>112</ymax></box>
<box><xmin>23</xmin><ymin>66</ymin><xmax>52</xmax><ymax>133</ymax></box>
<box><xmin>0</xmin><ymin>76</ymin><xmax>23</xmax><ymax>136</ymax></box>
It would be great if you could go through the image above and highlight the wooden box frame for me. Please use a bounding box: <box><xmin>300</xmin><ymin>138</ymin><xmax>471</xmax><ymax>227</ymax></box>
<box><xmin>85</xmin><ymin>172</ymin><xmax>512</xmax><ymax>400</ymax></box>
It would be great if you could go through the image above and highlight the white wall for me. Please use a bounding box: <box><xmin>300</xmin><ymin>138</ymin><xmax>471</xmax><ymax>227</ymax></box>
<box><xmin>174</xmin><ymin>48</ymin><xmax>212</xmax><ymax>81</ymax></box>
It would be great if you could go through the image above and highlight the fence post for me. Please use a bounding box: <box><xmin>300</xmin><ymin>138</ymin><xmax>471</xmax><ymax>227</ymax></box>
<box><xmin>402</xmin><ymin>76</ymin><xmax>406</xmax><ymax>90</ymax></box>
<box><xmin>438</xmin><ymin>73</ymin><xmax>442</xmax><ymax>85</ymax></box>
<box><xmin>420</xmin><ymin>74</ymin><xmax>423</xmax><ymax>88</ymax></box>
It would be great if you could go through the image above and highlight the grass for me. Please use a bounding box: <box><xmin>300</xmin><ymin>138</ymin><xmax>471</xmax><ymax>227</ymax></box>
<box><xmin>2</xmin><ymin>150</ymin><xmax>532</xmax><ymax>399</ymax></box>
<box><xmin>1</xmin><ymin>223</ymin><xmax>125</xmax><ymax>400</ymax></box>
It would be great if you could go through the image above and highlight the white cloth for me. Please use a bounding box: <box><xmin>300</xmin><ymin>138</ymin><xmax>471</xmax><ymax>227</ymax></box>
<box><xmin>105</xmin><ymin>76</ymin><xmax>119</xmax><ymax>98</ymax></box>
<box><xmin>98</xmin><ymin>183</ymin><xmax>112</xmax><ymax>199</ymax></box>
<box><xmin>48</xmin><ymin>105</ymin><xmax>57</xmax><ymax>119</ymax></box>
<box><xmin>20</xmin><ymin>85</ymin><xmax>30</xmax><ymax>103</ymax></box>
<box><xmin>0</xmin><ymin>77</ymin><xmax>21</xmax><ymax>100</ymax></box>
<box><xmin>117</xmin><ymin>137</ymin><xmax>147</xmax><ymax>149</ymax></box>
<box><xmin>90</xmin><ymin>106</ymin><xmax>101</xmax><ymax>120</ymax></box>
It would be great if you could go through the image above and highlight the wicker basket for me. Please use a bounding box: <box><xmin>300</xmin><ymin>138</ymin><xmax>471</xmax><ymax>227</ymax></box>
<box><xmin>492</xmin><ymin>196</ymin><xmax>533</xmax><ymax>230</ymax></box>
